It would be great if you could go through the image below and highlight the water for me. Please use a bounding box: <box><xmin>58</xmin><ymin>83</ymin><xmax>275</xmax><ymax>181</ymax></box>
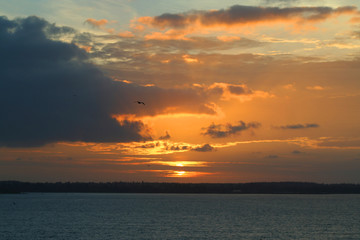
<box><xmin>1</xmin><ymin>193</ymin><xmax>360</xmax><ymax>240</ymax></box>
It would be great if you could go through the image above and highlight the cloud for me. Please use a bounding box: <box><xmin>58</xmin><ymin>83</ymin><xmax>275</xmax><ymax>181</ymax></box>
<box><xmin>138</xmin><ymin>5</ymin><xmax>357</xmax><ymax>30</ymax></box>
<box><xmin>202</xmin><ymin>121</ymin><xmax>261</xmax><ymax>138</ymax></box>
<box><xmin>292</xmin><ymin>150</ymin><xmax>303</xmax><ymax>154</ymax></box>
<box><xmin>0</xmin><ymin>16</ymin><xmax>217</xmax><ymax>147</ymax></box>
<box><xmin>206</xmin><ymin>83</ymin><xmax>273</xmax><ymax>102</ymax></box>
<box><xmin>266</xmin><ymin>154</ymin><xmax>278</xmax><ymax>158</ymax></box>
<box><xmin>159</xmin><ymin>131</ymin><xmax>171</xmax><ymax>140</ymax></box>
<box><xmin>307</xmin><ymin>85</ymin><xmax>324</xmax><ymax>90</ymax></box>
<box><xmin>85</xmin><ymin>18</ymin><xmax>108</xmax><ymax>28</ymax></box>
<box><xmin>84</xmin><ymin>18</ymin><xmax>116</xmax><ymax>34</ymax></box>
<box><xmin>277</xmin><ymin>123</ymin><xmax>319</xmax><ymax>130</ymax></box>
<box><xmin>192</xmin><ymin>144</ymin><xmax>215</xmax><ymax>152</ymax></box>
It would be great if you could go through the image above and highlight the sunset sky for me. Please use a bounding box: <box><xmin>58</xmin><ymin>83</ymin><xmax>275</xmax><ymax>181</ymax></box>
<box><xmin>1</xmin><ymin>0</ymin><xmax>360</xmax><ymax>183</ymax></box>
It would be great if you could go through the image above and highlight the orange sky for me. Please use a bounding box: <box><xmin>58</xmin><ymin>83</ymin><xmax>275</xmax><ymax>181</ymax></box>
<box><xmin>1</xmin><ymin>0</ymin><xmax>360</xmax><ymax>183</ymax></box>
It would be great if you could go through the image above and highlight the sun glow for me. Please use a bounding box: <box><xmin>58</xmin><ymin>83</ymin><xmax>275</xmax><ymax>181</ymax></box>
<box><xmin>165</xmin><ymin>170</ymin><xmax>212</xmax><ymax>178</ymax></box>
<box><xmin>148</xmin><ymin>161</ymin><xmax>208</xmax><ymax>167</ymax></box>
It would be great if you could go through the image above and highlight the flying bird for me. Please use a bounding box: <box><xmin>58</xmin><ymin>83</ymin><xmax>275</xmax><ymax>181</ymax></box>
<box><xmin>134</xmin><ymin>101</ymin><xmax>145</xmax><ymax>105</ymax></box>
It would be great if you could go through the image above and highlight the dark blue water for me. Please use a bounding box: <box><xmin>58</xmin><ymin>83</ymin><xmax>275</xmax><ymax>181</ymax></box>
<box><xmin>1</xmin><ymin>193</ymin><xmax>359</xmax><ymax>239</ymax></box>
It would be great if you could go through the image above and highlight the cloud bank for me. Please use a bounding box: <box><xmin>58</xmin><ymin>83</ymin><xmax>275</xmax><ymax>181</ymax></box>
<box><xmin>0</xmin><ymin>16</ymin><xmax>216</xmax><ymax>147</ymax></box>
<box><xmin>138</xmin><ymin>5</ymin><xmax>357</xmax><ymax>29</ymax></box>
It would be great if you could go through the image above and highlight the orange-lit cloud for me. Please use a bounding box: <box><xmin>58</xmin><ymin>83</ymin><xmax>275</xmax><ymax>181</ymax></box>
<box><xmin>307</xmin><ymin>85</ymin><xmax>324</xmax><ymax>90</ymax></box>
<box><xmin>283</xmin><ymin>83</ymin><xmax>296</xmax><ymax>91</ymax></box>
<box><xmin>85</xmin><ymin>18</ymin><xmax>116</xmax><ymax>34</ymax></box>
<box><xmin>182</xmin><ymin>54</ymin><xmax>200</xmax><ymax>63</ymax></box>
<box><xmin>85</xmin><ymin>18</ymin><xmax>108</xmax><ymax>27</ymax></box>
<box><xmin>350</xmin><ymin>16</ymin><xmax>360</xmax><ymax>23</ymax></box>
<box><xmin>118</xmin><ymin>31</ymin><xmax>135</xmax><ymax>38</ymax></box>
<box><xmin>75</xmin><ymin>44</ymin><xmax>92</xmax><ymax>52</ymax></box>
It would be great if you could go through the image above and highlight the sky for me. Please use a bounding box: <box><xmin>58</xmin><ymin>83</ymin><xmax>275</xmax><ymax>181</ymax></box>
<box><xmin>1</xmin><ymin>0</ymin><xmax>360</xmax><ymax>183</ymax></box>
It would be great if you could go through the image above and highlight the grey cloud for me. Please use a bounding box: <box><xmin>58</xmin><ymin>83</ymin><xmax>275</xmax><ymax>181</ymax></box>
<box><xmin>228</xmin><ymin>85</ymin><xmax>252</xmax><ymax>95</ymax></box>
<box><xmin>0</xmin><ymin>16</ymin><xmax>216</xmax><ymax>147</ymax></box>
<box><xmin>151</xmin><ymin>5</ymin><xmax>356</xmax><ymax>28</ymax></box>
<box><xmin>266</xmin><ymin>155</ymin><xmax>279</xmax><ymax>158</ymax></box>
<box><xmin>278</xmin><ymin>123</ymin><xmax>319</xmax><ymax>130</ymax></box>
<box><xmin>202</xmin><ymin>121</ymin><xmax>261</xmax><ymax>138</ymax></box>
<box><xmin>292</xmin><ymin>150</ymin><xmax>303</xmax><ymax>154</ymax></box>
<box><xmin>192</xmin><ymin>144</ymin><xmax>214</xmax><ymax>152</ymax></box>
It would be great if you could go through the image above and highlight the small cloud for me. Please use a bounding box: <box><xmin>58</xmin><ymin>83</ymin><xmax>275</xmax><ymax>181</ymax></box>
<box><xmin>192</xmin><ymin>143</ymin><xmax>214</xmax><ymax>152</ymax></box>
<box><xmin>202</xmin><ymin>121</ymin><xmax>261</xmax><ymax>138</ymax></box>
<box><xmin>182</xmin><ymin>54</ymin><xmax>199</xmax><ymax>63</ymax></box>
<box><xmin>207</xmin><ymin>83</ymin><xmax>273</xmax><ymax>102</ymax></box>
<box><xmin>307</xmin><ymin>85</ymin><xmax>324</xmax><ymax>91</ymax></box>
<box><xmin>159</xmin><ymin>131</ymin><xmax>171</xmax><ymax>140</ymax></box>
<box><xmin>85</xmin><ymin>18</ymin><xmax>108</xmax><ymax>28</ymax></box>
<box><xmin>266</xmin><ymin>155</ymin><xmax>278</xmax><ymax>158</ymax></box>
<box><xmin>283</xmin><ymin>84</ymin><xmax>296</xmax><ymax>91</ymax></box>
<box><xmin>118</xmin><ymin>31</ymin><xmax>135</xmax><ymax>38</ymax></box>
<box><xmin>292</xmin><ymin>150</ymin><xmax>303</xmax><ymax>154</ymax></box>
<box><xmin>277</xmin><ymin>123</ymin><xmax>319</xmax><ymax>130</ymax></box>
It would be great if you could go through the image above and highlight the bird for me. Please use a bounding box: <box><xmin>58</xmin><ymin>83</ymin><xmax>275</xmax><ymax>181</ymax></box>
<box><xmin>134</xmin><ymin>101</ymin><xmax>145</xmax><ymax>105</ymax></box>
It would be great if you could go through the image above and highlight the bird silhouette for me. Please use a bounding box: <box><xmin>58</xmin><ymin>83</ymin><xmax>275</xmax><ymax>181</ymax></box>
<box><xmin>134</xmin><ymin>101</ymin><xmax>145</xmax><ymax>105</ymax></box>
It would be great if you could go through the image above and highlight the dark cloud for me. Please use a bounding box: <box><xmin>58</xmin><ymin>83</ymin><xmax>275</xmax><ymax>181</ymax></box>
<box><xmin>149</xmin><ymin>5</ymin><xmax>357</xmax><ymax>28</ymax></box>
<box><xmin>202</xmin><ymin>121</ymin><xmax>261</xmax><ymax>138</ymax></box>
<box><xmin>266</xmin><ymin>155</ymin><xmax>279</xmax><ymax>158</ymax></box>
<box><xmin>159</xmin><ymin>131</ymin><xmax>171</xmax><ymax>140</ymax></box>
<box><xmin>192</xmin><ymin>144</ymin><xmax>214</xmax><ymax>152</ymax></box>
<box><xmin>0</xmin><ymin>16</ymin><xmax>216</xmax><ymax>147</ymax></box>
<box><xmin>292</xmin><ymin>150</ymin><xmax>303</xmax><ymax>154</ymax></box>
<box><xmin>227</xmin><ymin>85</ymin><xmax>252</xmax><ymax>95</ymax></box>
<box><xmin>277</xmin><ymin>123</ymin><xmax>319</xmax><ymax>130</ymax></box>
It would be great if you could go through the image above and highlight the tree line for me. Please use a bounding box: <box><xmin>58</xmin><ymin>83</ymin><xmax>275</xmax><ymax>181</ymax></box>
<box><xmin>1</xmin><ymin>181</ymin><xmax>360</xmax><ymax>194</ymax></box>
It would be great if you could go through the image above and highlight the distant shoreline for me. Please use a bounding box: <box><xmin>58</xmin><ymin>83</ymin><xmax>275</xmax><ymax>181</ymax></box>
<box><xmin>1</xmin><ymin>181</ymin><xmax>360</xmax><ymax>194</ymax></box>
